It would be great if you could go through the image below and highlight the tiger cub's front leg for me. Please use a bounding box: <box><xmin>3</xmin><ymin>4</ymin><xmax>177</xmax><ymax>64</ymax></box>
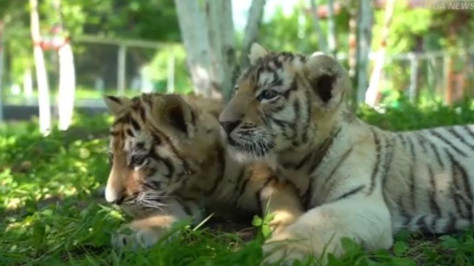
<box><xmin>263</xmin><ymin>193</ymin><xmax>393</xmax><ymax>264</ymax></box>
<box><xmin>113</xmin><ymin>199</ymin><xmax>202</xmax><ymax>250</ymax></box>
<box><xmin>242</xmin><ymin>162</ymin><xmax>304</xmax><ymax>234</ymax></box>
<box><xmin>259</xmin><ymin>179</ymin><xmax>304</xmax><ymax>235</ymax></box>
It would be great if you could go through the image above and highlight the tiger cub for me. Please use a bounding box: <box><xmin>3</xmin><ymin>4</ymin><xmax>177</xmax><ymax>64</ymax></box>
<box><xmin>219</xmin><ymin>43</ymin><xmax>474</xmax><ymax>263</ymax></box>
<box><xmin>103</xmin><ymin>93</ymin><xmax>303</xmax><ymax>249</ymax></box>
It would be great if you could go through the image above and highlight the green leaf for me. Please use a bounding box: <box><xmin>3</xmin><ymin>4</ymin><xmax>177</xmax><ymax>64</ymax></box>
<box><xmin>391</xmin><ymin>257</ymin><xmax>416</xmax><ymax>266</ymax></box>
<box><xmin>340</xmin><ymin>237</ymin><xmax>362</xmax><ymax>254</ymax></box>
<box><xmin>261</xmin><ymin>225</ymin><xmax>272</xmax><ymax>239</ymax></box>
<box><xmin>394</xmin><ymin>229</ymin><xmax>411</xmax><ymax>242</ymax></box>
<box><xmin>326</xmin><ymin>253</ymin><xmax>339</xmax><ymax>266</ymax></box>
<box><xmin>263</xmin><ymin>213</ymin><xmax>275</xmax><ymax>224</ymax></box>
<box><xmin>393</xmin><ymin>241</ymin><xmax>409</xmax><ymax>256</ymax></box>
<box><xmin>440</xmin><ymin>235</ymin><xmax>460</xmax><ymax>249</ymax></box>
<box><xmin>251</xmin><ymin>215</ymin><xmax>263</xmax><ymax>227</ymax></box>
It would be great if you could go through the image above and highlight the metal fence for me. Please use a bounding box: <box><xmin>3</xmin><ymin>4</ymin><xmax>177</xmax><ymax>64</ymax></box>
<box><xmin>73</xmin><ymin>35</ymin><xmax>175</xmax><ymax>96</ymax></box>
<box><xmin>334</xmin><ymin>47</ymin><xmax>474</xmax><ymax>105</ymax></box>
<box><xmin>381</xmin><ymin>49</ymin><xmax>474</xmax><ymax>105</ymax></box>
<box><xmin>1</xmin><ymin>35</ymin><xmax>180</xmax><ymax>110</ymax></box>
<box><xmin>1</xmin><ymin>36</ymin><xmax>473</xmax><ymax>115</ymax></box>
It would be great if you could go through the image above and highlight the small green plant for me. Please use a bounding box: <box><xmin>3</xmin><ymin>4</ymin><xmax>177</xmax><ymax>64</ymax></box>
<box><xmin>251</xmin><ymin>213</ymin><xmax>275</xmax><ymax>240</ymax></box>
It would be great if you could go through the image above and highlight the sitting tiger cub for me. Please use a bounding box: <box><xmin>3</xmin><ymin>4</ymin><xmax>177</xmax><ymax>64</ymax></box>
<box><xmin>103</xmin><ymin>93</ymin><xmax>303</xmax><ymax>250</ymax></box>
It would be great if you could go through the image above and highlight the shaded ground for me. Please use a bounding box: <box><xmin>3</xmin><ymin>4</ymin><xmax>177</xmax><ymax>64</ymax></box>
<box><xmin>2</xmin><ymin>122</ymin><xmax>256</xmax><ymax>239</ymax></box>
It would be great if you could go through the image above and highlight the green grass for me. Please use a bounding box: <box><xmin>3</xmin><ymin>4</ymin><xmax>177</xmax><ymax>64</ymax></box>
<box><xmin>2</xmin><ymin>100</ymin><xmax>474</xmax><ymax>265</ymax></box>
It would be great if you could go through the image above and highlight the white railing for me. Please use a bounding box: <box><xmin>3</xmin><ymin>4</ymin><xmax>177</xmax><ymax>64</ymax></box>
<box><xmin>0</xmin><ymin>35</ymin><xmax>473</xmax><ymax>115</ymax></box>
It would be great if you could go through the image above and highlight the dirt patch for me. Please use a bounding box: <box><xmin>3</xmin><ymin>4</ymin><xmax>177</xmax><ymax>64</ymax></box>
<box><xmin>206</xmin><ymin>215</ymin><xmax>258</xmax><ymax>242</ymax></box>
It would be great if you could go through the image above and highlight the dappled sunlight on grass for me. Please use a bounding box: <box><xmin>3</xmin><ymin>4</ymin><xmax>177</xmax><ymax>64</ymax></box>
<box><xmin>0</xmin><ymin>113</ymin><xmax>266</xmax><ymax>265</ymax></box>
<box><xmin>1</xmin><ymin>100</ymin><xmax>474</xmax><ymax>265</ymax></box>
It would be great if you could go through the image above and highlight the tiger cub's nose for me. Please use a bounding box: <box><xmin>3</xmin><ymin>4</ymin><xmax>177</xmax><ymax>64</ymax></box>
<box><xmin>219</xmin><ymin>120</ymin><xmax>240</xmax><ymax>134</ymax></box>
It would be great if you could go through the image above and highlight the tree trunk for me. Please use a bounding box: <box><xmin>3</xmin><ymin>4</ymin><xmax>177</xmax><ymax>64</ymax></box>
<box><xmin>355</xmin><ymin>0</ymin><xmax>373</xmax><ymax>103</ymax></box>
<box><xmin>327</xmin><ymin>0</ymin><xmax>337</xmax><ymax>55</ymax></box>
<box><xmin>117</xmin><ymin>44</ymin><xmax>126</xmax><ymax>95</ymax></box>
<box><xmin>167</xmin><ymin>53</ymin><xmax>175</xmax><ymax>93</ymax></box>
<box><xmin>444</xmin><ymin>55</ymin><xmax>453</xmax><ymax>106</ymax></box>
<box><xmin>308</xmin><ymin>0</ymin><xmax>328</xmax><ymax>54</ymax></box>
<box><xmin>365</xmin><ymin>0</ymin><xmax>395</xmax><ymax>107</ymax></box>
<box><xmin>240</xmin><ymin>0</ymin><xmax>266</xmax><ymax>70</ymax></box>
<box><xmin>57</xmin><ymin>43</ymin><xmax>76</xmax><ymax>130</ymax></box>
<box><xmin>174</xmin><ymin>0</ymin><xmax>214</xmax><ymax>97</ymax></box>
<box><xmin>54</xmin><ymin>0</ymin><xmax>77</xmax><ymax>131</ymax></box>
<box><xmin>0</xmin><ymin>20</ymin><xmax>4</xmax><ymax>121</ymax></box>
<box><xmin>348</xmin><ymin>5</ymin><xmax>357</xmax><ymax>82</ymax></box>
<box><xmin>174</xmin><ymin>0</ymin><xmax>239</xmax><ymax>100</ymax></box>
<box><xmin>408</xmin><ymin>52</ymin><xmax>418</xmax><ymax>103</ymax></box>
<box><xmin>30</xmin><ymin>0</ymin><xmax>51</xmax><ymax>136</ymax></box>
<box><xmin>23</xmin><ymin>69</ymin><xmax>34</xmax><ymax>103</ymax></box>
<box><xmin>206</xmin><ymin>0</ymin><xmax>236</xmax><ymax>101</ymax></box>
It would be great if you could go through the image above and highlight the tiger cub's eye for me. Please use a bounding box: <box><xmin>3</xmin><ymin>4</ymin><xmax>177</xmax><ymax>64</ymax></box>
<box><xmin>258</xmin><ymin>90</ymin><xmax>279</xmax><ymax>101</ymax></box>
<box><xmin>130</xmin><ymin>154</ymin><xmax>148</xmax><ymax>167</ymax></box>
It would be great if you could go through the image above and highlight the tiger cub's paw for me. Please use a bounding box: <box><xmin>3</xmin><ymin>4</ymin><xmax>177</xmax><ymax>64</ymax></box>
<box><xmin>111</xmin><ymin>223</ymin><xmax>165</xmax><ymax>250</ymax></box>
<box><xmin>261</xmin><ymin>230</ymin><xmax>311</xmax><ymax>265</ymax></box>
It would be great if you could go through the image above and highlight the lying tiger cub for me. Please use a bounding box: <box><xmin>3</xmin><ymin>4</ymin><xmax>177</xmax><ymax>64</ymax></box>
<box><xmin>103</xmin><ymin>93</ymin><xmax>303</xmax><ymax>250</ymax></box>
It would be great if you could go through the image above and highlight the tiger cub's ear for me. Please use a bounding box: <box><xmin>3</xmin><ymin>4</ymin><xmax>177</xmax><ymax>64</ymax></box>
<box><xmin>162</xmin><ymin>95</ymin><xmax>196</xmax><ymax>135</ymax></box>
<box><xmin>104</xmin><ymin>95</ymin><xmax>131</xmax><ymax>116</ymax></box>
<box><xmin>249</xmin><ymin>43</ymin><xmax>269</xmax><ymax>65</ymax></box>
<box><xmin>142</xmin><ymin>94</ymin><xmax>196</xmax><ymax>137</ymax></box>
<box><xmin>304</xmin><ymin>53</ymin><xmax>351</xmax><ymax>109</ymax></box>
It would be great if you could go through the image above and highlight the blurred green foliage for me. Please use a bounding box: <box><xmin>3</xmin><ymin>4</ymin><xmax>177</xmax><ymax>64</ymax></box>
<box><xmin>258</xmin><ymin>2</ymin><xmax>349</xmax><ymax>56</ymax></box>
<box><xmin>0</xmin><ymin>0</ymin><xmax>183</xmax><ymax>97</ymax></box>
<box><xmin>1</xmin><ymin>0</ymin><xmax>473</xmax><ymax>104</ymax></box>
<box><xmin>257</xmin><ymin>1</ymin><xmax>473</xmax><ymax>56</ymax></box>
<box><xmin>145</xmin><ymin>44</ymin><xmax>193</xmax><ymax>94</ymax></box>
<box><xmin>257</xmin><ymin>0</ymin><xmax>474</xmax><ymax>106</ymax></box>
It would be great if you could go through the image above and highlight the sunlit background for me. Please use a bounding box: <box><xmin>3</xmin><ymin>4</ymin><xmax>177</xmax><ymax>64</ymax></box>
<box><xmin>0</xmin><ymin>0</ymin><xmax>473</xmax><ymax>125</ymax></box>
<box><xmin>1</xmin><ymin>1</ymin><xmax>474</xmax><ymax>264</ymax></box>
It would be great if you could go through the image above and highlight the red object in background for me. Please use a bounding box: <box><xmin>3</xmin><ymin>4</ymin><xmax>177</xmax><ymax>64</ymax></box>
<box><xmin>34</xmin><ymin>23</ymin><xmax>70</xmax><ymax>51</ymax></box>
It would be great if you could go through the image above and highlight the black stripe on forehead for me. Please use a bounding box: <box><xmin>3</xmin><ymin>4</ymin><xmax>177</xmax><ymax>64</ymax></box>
<box><xmin>297</xmin><ymin>54</ymin><xmax>307</xmax><ymax>62</ymax></box>
<box><xmin>241</xmin><ymin>52</ymin><xmax>306</xmax><ymax>84</ymax></box>
<box><xmin>129</xmin><ymin>117</ymin><xmax>141</xmax><ymax>131</ymax></box>
<box><xmin>141</xmin><ymin>93</ymin><xmax>153</xmax><ymax>107</ymax></box>
<box><xmin>131</xmin><ymin>96</ymin><xmax>142</xmax><ymax>111</ymax></box>
<box><xmin>110</xmin><ymin>111</ymin><xmax>144</xmax><ymax>140</ymax></box>
<box><xmin>109</xmin><ymin>130</ymin><xmax>121</xmax><ymax>137</ymax></box>
<box><xmin>110</xmin><ymin>116</ymin><xmax>127</xmax><ymax>139</ymax></box>
<box><xmin>112</xmin><ymin>113</ymin><xmax>130</xmax><ymax>126</ymax></box>
<box><xmin>126</xmin><ymin>128</ymin><xmax>134</xmax><ymax>137</ymax></box>
<box><xmin>139</xmin><ymin>106</ymin><xmax>146</xmax><ymax>122</ymax></box>
<box><xmin>279</xmin><ymin>52</ymin><xmax>294</xmax><ymax>60</ymax></box>
<box><xmin>112</xmin><ymin>112</ymin><xmax>142</xmax><ymax>132</ymax></box>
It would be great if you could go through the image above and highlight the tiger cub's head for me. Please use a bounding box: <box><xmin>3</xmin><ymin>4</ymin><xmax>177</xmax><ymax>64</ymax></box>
<box><xmin>219</xmin><ymin>43</ymin><xmax>351</xmax><ymax>160</ymax></box>
<box><xmin>104</xmin><ymin>93</ymin><xmax>222</xmax><ymax>216</ymax></box>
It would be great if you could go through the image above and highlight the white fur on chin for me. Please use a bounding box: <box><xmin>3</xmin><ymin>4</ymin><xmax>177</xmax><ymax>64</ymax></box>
<box><xmin>226</xmin><ymin>146</ymin><xmax>278</xmax><ymax>171</ymax></box>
